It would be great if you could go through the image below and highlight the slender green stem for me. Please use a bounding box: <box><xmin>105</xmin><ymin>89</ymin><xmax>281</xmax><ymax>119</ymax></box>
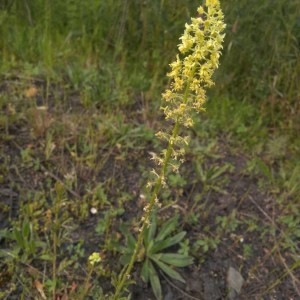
<box><xmin>113</xmin><ymin>119</ymin><xmax>180</xmax><ymax>299</ymax></box>
<box><xmin>78</xmin><ymin>265</ymin><xmax>94</xmax><ymax>300</ymax></box>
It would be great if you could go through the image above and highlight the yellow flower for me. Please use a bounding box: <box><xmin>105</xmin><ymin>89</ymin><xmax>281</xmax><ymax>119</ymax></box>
<box><xmin>88</xmin><ymin>252</ymin><xmax>102</xmax><ymax>266</ymax></box>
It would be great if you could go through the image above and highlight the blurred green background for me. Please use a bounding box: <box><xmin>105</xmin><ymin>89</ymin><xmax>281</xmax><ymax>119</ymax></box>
<box><xmin>0</xmin><ymin>0</ymin><xmax>299</xmax><ymax>128</ymax></box>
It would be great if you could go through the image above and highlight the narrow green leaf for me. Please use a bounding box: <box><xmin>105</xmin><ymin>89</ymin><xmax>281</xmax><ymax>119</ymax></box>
<box><xmin>151</xmin><ymin>256</ymin><xmax>185</xmax><ymax>283</ymax></box>
<box><xmin>22</xmin><ymin>221</ymin><xmax>30</xmax><ymax>238</ymax></box>
<box><xmin>28</xmin><ymin>240</ymin><xmax>36</xmax><ymax>254</ymax></box>
<box><xmin>155</xmin><ymin>216</ymin><xmax>178</xmax><ymax>242</ymax></box>
<box><xmin>13</xmin><ymin>230</ymin><xmax>24</xmax><ymax>248</ymax></box>
<box><xmin>209</xmin><ymin>164</ymin><xmax>230</xmax><ymax>181</ymax></box>
<box><xmin>157</xmin><ymin>253</ymin><xmax>194</xmax><ymax>267</ymax></box>
<box><xmin>148</xmin><ymin>260</ymin><xmax>162</xmax><ymax>300</ymax></box>
<box><xmin>141</xmin><ymin>258</ymin><xmax>150</xmax><ymax>283</ymax></box>
<box><xmin>151</xmin><ymin>231</ymin><xmax>186</xmax><ymax>253</ymax></box>
<box><xmin>39</xmin><ymin>254</ymin><xmax>52</xmax><ymax>261</ymax></box>
<box><xmin>147</xmin><ymin>239</ymin><xmax>154</xmax><ymax>254</ymax></box>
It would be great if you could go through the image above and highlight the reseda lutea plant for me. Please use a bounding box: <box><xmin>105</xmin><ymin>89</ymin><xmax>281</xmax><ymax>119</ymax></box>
<box><xmin>113</xmin><ymin>0</ymin><xmax>226</xmax><ymax>298</ymax></box>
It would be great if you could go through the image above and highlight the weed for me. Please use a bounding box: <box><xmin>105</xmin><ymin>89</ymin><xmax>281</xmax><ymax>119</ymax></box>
<box><xmin>112</xmin><ymin>1</ymin><xmax>226</xmax><ymax>298</ymax></box>
<box><xmin>119</xmin><ymin>216</ymin><xmax>193</xmax><ymax>300</ymax></box>
<box><xmin>216</xmin><ymin>209</ymin><xmax>240</xmax><ymax>233</ymax></box>
<box><xmin>1</xmin><ymin>219</ymin><xmax>46</xmax><ymax>263</ymax></box>
<box><xmin>193</xmin><ymin>235</ymin><xmax>219</xmax><ymax>255</ymax></box>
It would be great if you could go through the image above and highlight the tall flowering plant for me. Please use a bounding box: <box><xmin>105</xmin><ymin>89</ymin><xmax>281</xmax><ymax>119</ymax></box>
<box><xmin>113</xmin><ymin>1</ymin><xmax>225</xmax><ymax>298</ymax></box>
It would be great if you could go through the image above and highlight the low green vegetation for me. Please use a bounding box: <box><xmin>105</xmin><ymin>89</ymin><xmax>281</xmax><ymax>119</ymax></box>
<box><xmin>119</xmin><ymin>216</ymin><xmax>193</xmax><ymax>300</ymax></box>
<box><xmin>0</xmin><ymin>0</ymin><xmax>299</xmax><ymax>299</ymax></box>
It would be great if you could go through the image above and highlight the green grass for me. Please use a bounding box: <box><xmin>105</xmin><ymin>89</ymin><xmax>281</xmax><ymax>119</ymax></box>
<box><xmin>0</xmin><ymin>1</ymin><xmax>299</xmax><ymax>299</ymax></box>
